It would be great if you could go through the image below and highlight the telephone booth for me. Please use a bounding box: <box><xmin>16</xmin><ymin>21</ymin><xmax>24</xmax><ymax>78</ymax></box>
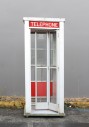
<box><xmin>23</xmin><ymin>17</ymin><xmax>65</xmax><ymax>116</ymax></box>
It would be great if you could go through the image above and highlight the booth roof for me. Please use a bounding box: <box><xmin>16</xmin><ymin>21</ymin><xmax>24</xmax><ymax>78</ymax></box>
<box><xmin>23</xmin><ymin>17</ymin><xmax>65</xmax><ymax>22</ymax></box>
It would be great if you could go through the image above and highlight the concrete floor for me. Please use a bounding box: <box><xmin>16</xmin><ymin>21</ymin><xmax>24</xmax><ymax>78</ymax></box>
<box><xmin>0</xmin><ymin>107</ymin><xmax>89</xmax><ymax>126</ymax></box>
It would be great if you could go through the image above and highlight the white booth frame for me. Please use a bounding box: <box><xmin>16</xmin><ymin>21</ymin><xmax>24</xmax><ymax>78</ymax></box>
<box><xmin>23</xmin><ymin>17</ymin><xmax>65</xmax><ymax>116</ymax></box>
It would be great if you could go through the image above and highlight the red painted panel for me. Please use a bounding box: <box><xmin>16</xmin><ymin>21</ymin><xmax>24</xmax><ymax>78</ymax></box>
<box><xmin>31</xmin><ymin>82</ymin><xmax>35</xmax><ymax>96</ymax></box>
<box><xmin>31</xmin><ymin>82</ymin><xmax>53</xmax><ymax>96</ymax></box>
<box><xmin>37</xmin><ymin>82</ymin><xmax>47</xmax><ymax>96</ymax></box>
<box><xmin>29</xmin><ymin>21</ymin><xmax>59</xmax><ymax>28</ymax></box>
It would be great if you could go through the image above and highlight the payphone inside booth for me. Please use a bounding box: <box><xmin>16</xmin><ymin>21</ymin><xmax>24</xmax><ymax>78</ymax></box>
<box><xmin>23</xmin><ymin>17</ymin><xmax>65</xmax><ymax>116</ymax></box>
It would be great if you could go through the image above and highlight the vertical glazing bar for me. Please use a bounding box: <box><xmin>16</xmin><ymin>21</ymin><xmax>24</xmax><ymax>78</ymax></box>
<box><xmin>35</xmin><ymin>32</ymin><xmax>37</xmax><ymax>104</ymax></box>
<box><xmin>47</xmin><ymin>32</ymin><xmax>50</xmax><ymax>104</ymax></box>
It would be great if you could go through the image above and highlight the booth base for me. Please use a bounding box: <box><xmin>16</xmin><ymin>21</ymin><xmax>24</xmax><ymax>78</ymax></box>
<box><xmin>24</xmin><ymin>108</ymin><xmax>65</xmax><ymax>117</ymax></box>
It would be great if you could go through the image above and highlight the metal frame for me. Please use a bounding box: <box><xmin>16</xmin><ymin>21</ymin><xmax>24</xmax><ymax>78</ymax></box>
<box><xmin>24</xmin><ymin>20</ymin><xmax>31</xmax><ymax>113</ymax></box>
<box><xmin>23</xmin><ymin>17</ymin><xmax>65</xmax><ymax>116</ymax></box>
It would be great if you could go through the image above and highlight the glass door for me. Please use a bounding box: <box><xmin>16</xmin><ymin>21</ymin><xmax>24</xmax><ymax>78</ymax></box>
<box><xmin>48</xmin><ymin>31</ymin><xmax>59</xmax><ymax>112</ymax></box>
<box><xmin>35</xmin><ymin>31</ymin><xmax>48</xmax><ymax>109</ymax></box>
<box><xmin>31</xmin><ymin>30</ymin><xmax>59</xmax><ymax>112</ymax></box>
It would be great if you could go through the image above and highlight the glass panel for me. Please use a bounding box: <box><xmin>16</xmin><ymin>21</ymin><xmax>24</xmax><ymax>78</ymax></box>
<box><xmin>31</xmin><ymin>66</ymin><xmax>35</xmax><ymax>81</ymax></box>
<box><xmin>37</xmin><ymin>68</ymin><xmax>47</xmax><ymax>81</ymax></box>
<box><xmin>50</xmin><ymin>68</ymin><xmax>56</xmax><ymax>103</ymax></box>
<box><xmin>37</xmin><ymin>34</ymin><xmax>47</xmax><ymax>49</ymax></box>
<box><xmin>31</xmin><ymin>33</ymin><xmax>35</xmax><ymax>105</ymax></box>
<box><xmin>37</xmin><ymin>50</ymin><xmax>47</xmax><ymax>66</ymax></box>
<box><xmin>31</xmin><ymin>33</ymin><xmax>35</xmax><ymax>49</ymax></box>
<box><xmin>37</xmin><ymin>33</ymin><xmax>47</xmax><ymax>67</ymax></box>
<box><xmin>50</xmin><ymin>32</ymin><xmax>56</xmax><ymax>67</ymax></box>
<box><xmin>31</xmin><ymin>50</ymin><xmax>35</xmax><ymax>65</ymax></box>
<box><xmin>37</xmin><ymin>67</ymin><xmax>47</xmax><ymax>102</ymax></box>
<box><xmin>31</xmin><ymin>67</ymin><xmax>35</xmax><ymax>106</ymax></box>
<box><xmin>36</xmin><ymin>33</ymin><xmax>47</xmax><ymax>102</ymax></box>
<box><xmin>31</xmin><ymin>33</ymin><xmax>35</xmax><ymax>65</ymax></box>
<box><xmin>50</xmin><ymin>32</ymin><xmax>57</xmax><ymax>104</ymax></box>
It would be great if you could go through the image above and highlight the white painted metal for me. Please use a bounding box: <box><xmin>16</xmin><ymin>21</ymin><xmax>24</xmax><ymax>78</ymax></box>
<box><xmin>23</xmin><ymin>17</ymin><xmax>65</xmax><ymax>22</ymax></box>
<box><xmin>50</xmin><ymin>67</ymin><xmax>57</xmax><ymax>69</ymax></box>
<box><xmin>35</xmin><ymin>32</ymin><xmax>37</xmax><ymax>104</ymax></box>
<box><xmin>57</xmin><ymin>22</ymin><xmax>64</xmax><ymax>113</ymax></box>
<box><xmin>49</xmin><ymin>103</ymin><xmax>58</xmax><ymax>112</ymax></box>
<box><xmin>24</xmin><ymin>21</ymin><xmax>31</xmax><ymax>113</ymax></box>
<box><xmin>56</xmin><ymin>29</ymin><xmax>60</xmax><ymax>113</ymax></box>
<box><xmin>35</xmin><ymin>102</ymin><xmax>48</xmax><ymax>109</ymax></box>
<box><xmin>37</xmin><ymin>67</ymin><xmax>47</xmax><ymax>69</ymax></box>
<box><xmin>30</xmin><ymin>110</ymin><xmax>60</xmax><ymax>115</ymax></box>
<box><xmin>48</xmin><ymin>31</ymin><xmax>59</xmax><ymax>112</ymax></box>
<box><xmin>29</xmin><ymin>27</ymin><xmax>59</xmax><ymax>30</ymax></box>
<box><xmin>24</xmin><ymin>17</ymin><xmax>65</xmax><ymax>116</ymax></box>
<box><xmin>47</xmin><ymin>32</ymin><xmax>50</xmax><ymax>103</ymax></box>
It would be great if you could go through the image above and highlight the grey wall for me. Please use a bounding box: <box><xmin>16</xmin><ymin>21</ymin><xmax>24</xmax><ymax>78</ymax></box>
<box><xmin>0</xmin><ymin>0</ymin><xmax>89</xmax><ymax>97</ymax></box>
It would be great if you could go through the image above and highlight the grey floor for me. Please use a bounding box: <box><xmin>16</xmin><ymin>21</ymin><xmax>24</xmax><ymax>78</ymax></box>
<box><xmin>0</xmin><ymin>107</ymin><xmax>89</xmax><ymax>127</ymax></box>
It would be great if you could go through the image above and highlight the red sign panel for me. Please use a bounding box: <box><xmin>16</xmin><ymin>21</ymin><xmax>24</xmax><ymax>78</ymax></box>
<box><xmin>29</xmin><ymin>21</ymin><xmax>59</xmax><ymax>28</ymax></box>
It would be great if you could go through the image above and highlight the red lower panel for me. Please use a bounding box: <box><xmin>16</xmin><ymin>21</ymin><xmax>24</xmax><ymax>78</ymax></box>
<box><xmin>31</xmin><ymin>82</ymin><xmax>53</xmax><ymax>96</ymax></box>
